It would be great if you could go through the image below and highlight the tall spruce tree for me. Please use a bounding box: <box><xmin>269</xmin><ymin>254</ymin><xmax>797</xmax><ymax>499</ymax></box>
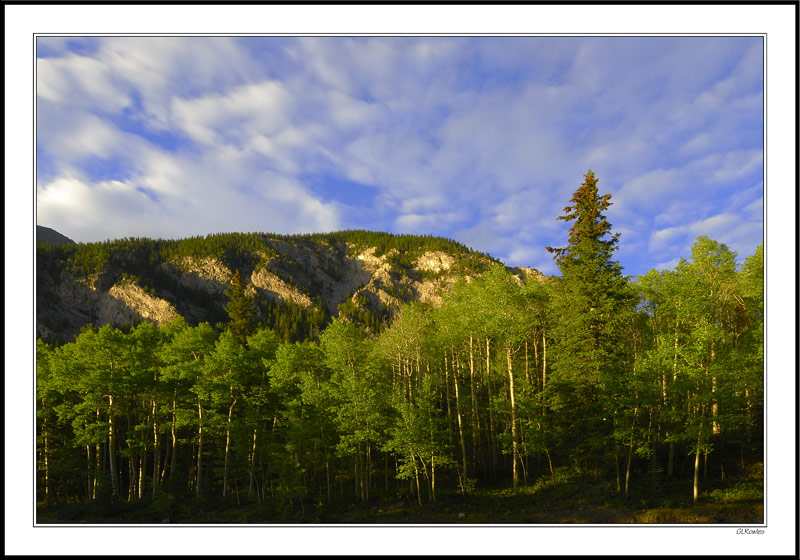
<box><xmin>544</xmin><ymin>170</ymin><xmax>634</xmax><ymax>475</ymax></box>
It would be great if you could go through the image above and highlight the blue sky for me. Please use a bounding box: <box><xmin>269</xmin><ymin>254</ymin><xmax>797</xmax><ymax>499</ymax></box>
<box><xmin>36</xmin><ymin>36</ymin><xmax>763</xmax><ymax>277</ymax></box>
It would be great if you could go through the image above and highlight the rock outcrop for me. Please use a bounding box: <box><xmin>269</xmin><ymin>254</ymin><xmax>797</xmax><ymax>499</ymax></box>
<box><xmin>414</xmin><ymin>251</ymin><xmax>455</xmax><ymax>274</ymax></box>
<box><xmin>250</xmin><ymin>265</ymin><xmax>313</xmax><ymax>308</ymax></box>
<box><xmin>101</xmin><ymin>280</ymin><xmax>178</xmax><ymax>326</ymax></box>
<box><xmin>168</xmin><ymin>256</ymin><xmax>232</xmax><ymax>294</ymax></box>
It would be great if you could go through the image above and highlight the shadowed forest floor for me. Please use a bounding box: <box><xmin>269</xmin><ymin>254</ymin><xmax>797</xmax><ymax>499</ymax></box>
<box><xmin>36</xmin><ymin>464</ymin><xmax>764</xmax><ymax>525</ymax></box>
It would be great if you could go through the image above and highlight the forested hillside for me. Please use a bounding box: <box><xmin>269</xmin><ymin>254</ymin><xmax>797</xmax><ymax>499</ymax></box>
<box><xmin>35</xmin><ymin>172</ymin><xmax>763</xmax><ymax>524</ymax></box>
<box><xmin>36</xmin><ymin>230</ymin><xmax>501</xmax><ymax>345</ymax></box>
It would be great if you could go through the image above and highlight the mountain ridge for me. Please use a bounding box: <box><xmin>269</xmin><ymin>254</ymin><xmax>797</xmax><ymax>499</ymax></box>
<box><xmin>36</xmin><ymin>229</ymin><xmax>541</xmax><ymax>345</ymax></box>
<box><xmin>36</xmin><ymin>225</ymin><xmax>75</xmax><ymax>245</ymax></box>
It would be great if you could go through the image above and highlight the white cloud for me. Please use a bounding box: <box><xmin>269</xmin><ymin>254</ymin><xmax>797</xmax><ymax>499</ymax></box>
<box><xmin>679</xmin><ymin>132</ymin><xmax>713</xmax><ymax>157</ymax></box>
<box><xmin>726</xmin><ymin>181</ymin><xmax>762</xmax><ymax>209</ymax></box>
<box><xmin>395</xmin><ymin>213</ymin><xmax>437</xmax><ymax>232</ymax></box>
<box><xmin>694</xmin><ymin>41</ymin><xmax>763</xmax><ymax>111</ymax></box>
<box><xmin>691</xmin><ymin>212</ymin><xmax>740</xmax><ymax>238</ymax></box>
<box><xmin>508</xmin><ymin>245</ymin><xmax>550</xmax><ymax>270</ymax></box>
<box><xmin>256</xmin><ymin>174</ymin><xmax>340</xmax><ymax>232</ymax></box>
<box><xmin>294</xmin><ymin>37</ymin><xmax>356</xmax><ymax>95</ymax></box>
<box><xmin>99</xmin><ymin>37</ymin><xmax>260</xmax><ymax>129</ymax></box>
<box><xmin>710</xmin><ymin>149</ymin><xmax>762</xmax><ymax>183</ymax></box>
<box><xmin>37</xmin><ymin>176</ymin><xmax>159</xmax><ymax>239</ymax></box>
<box><xmin>742</xmin><ymin>196</ymin><xmax>763</xmax><ymax>218</ymax></box>
<box><xmin>37</xmin><ymin>54</ymin><xmax>130</xmax><ymax>112</ymax></box>
<box><xmin>653</xmin><ymin>200</ymin><xmax>713</xmax><ymax>228</ymax></box>
<box><xmin>325</xmin><ymin>90</ymin><xmax>385</xmax><ymax>130</ymax></box>
<box><xmin>137</xmin><ymin>151</ymin><xmax>184</xmax><ymax>196</ymax></box>
<box><xmin>36</xmin><ymin>58</ymin><xmax>70</xmax><ymax>103</ymax></box>
<box><xmin>649</xmin><ymin>225</ymin><xmax>686</xmax><ymax>253</ymax></box>
<box><xmin>647</xmin><ymin>210</ymin><xmax>761</xmax><ymax>272</ymax></box>
<box><xmin>654</xmin><ymin>257</ymin><xmax>682</xmax><ymax>271</ymax></box>
<box><xmin>456</xmin><ymin>222</ymin><xmax>505</xmax><ymax>254</ymax></box>
<box><xmin>37</xmin><ymin>144</ymin><xmax>342</xmax><ymax>243</ymax></box>
<box><xmin>613</xmin><ymin>146</ymin><xmax>763</xmax><ymax>243</ymax></box>
<box><xmin>170</xmin><ymin>80</ymin><xmax>293</xmax><ymax>146</ymax></box>
<box><xmin>43</xmin><ymin>111</ymin><xmax>124</xmax><ymax>161</ymax></box>
<box><xmin>398</xmin><ymin>195</ymin><xmax>449</xmax><ymax>215</ymax></box>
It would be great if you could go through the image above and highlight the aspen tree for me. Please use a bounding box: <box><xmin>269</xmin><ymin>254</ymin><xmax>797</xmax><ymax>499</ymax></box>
<box><xmin>682</xmin><ymin>237</ymin><xmax>740</xmax><ymax>501</ymax></box>
<box><xmin>158</xmin><ymin>321</ymin><xmax>217</xmax><ymax>495</ymax></box>
<box><xmin>36</xmin><ymin>340</ymin><xmax>56</xmax><ymax>506</ymax></box>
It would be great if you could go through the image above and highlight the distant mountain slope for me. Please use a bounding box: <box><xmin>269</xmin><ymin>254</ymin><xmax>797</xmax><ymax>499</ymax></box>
<box><xmin>37</xmin><ymin>225</ymin><xmax>75</xmax><ymax>245</ymax></box>
<box><xmin>35</xmin><ymin>230</ymin><xmax>541</xmax><ymax>345</ymax></box>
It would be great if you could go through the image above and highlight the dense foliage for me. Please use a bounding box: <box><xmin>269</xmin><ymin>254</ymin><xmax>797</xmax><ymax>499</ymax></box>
<box><xmin>36</xmin><ymin>229</ymin><xmax>493</xmax><ymax>282</ymax></box>
<box><xmin>35</xmin><ymin>174</ymin><xmax>763</xmax><ymax>522</ymax></box>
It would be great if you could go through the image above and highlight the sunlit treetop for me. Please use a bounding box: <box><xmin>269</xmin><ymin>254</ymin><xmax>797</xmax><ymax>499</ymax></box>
<box><xmin>545</xmin><ymin>170</ymin><xmax>623</xmax><ymax>279</ymax></box>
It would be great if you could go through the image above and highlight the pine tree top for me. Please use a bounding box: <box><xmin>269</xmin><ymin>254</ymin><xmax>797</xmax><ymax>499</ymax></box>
<box><xmin>545</xmin><ymin>170</ymin><xmax>621</xmax><ymax>277</ymax></box>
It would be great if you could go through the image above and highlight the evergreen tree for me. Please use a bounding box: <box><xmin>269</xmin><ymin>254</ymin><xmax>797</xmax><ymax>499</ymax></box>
<box><xmin>544</xmin><ymin>170</ymin><xmax>634</xmax><ymax>474</ymax></box>
<box><xmin>223</xmin><ymin>269</ymin><xmax>257</xmax><ymax>346</ymax></box>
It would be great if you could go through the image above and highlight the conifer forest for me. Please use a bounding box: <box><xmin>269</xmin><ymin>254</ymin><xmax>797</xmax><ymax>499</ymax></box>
<box><xmin>35</xmin><ymin>172</ymin><xmax>764</xmax><ymax>524</ymax></box>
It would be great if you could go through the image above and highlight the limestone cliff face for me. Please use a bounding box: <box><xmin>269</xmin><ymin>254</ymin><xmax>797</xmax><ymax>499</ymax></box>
<box><xmin>323</xmin><ymin>252</ymin><xmax>372</xmax><ymax>312</ymax></box>
<box><xmin>36</xmin><ymin>272</ymin><xmax>179</xmax><ymax>343</ymax></box>
<box><xmin>342</xmin><ymin>248</ymin><xmax>464</xmax><ymax>314</ymax></box>
<box><xmin>100</xmin><ymin>281</ymin><xmax>179</xmax><ymax>326</ymax></box>
<box><xmin>510</xmin><ymin>266</ymin><xmax>544</xmax><ymax>281</ymax></box>
<box><xmin>168</xmin><ymin>256</ymin><xmax>233</xmax><ymax>294</ymax></box>
<box><xmin>261</xmin><ymin>240</ymin><xmax>372</xmax><ymax>314</ymax></box>
<box><xmin>352</xmin><ymin>247</ymin><xmax>403</xmax><ymax>310</ymax></box>
<box><xmin>250</xmin><ymin>265</ymin><xmax>313</xmax><ymax>308</ymax></box>
<box><xmin>414</xmin><ymin>251</ymin><xmax>455</xmax><ymax>274</ymax></box>
<box><xmin>414</xmin><ymin>251</ymin><xmax>458</xmax><ymax>306</ymax></box>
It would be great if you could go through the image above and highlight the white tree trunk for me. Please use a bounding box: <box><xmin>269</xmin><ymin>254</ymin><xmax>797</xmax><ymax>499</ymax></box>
<box><xmin>152</xmin><ymin>399</ymin><xmax>160</xmax><ymax>497</ymax></box>
<box><xmin>223</xmin><ymin>397</ymin><xmax>237</xmax><ymax>497</ymax></box>
<box><xmin>108</xmin><ymin>396</ymin><xmax>119</xmax><ymax>500</ymax></box>
<box><xmin>42</xmin><ymin>418</ymin><xmax>52</xmax><ymax>506</ymax></box>
<box><xmin>249</xmin><ymin>428</ymin><xmax>258</xmax><ymax>496</ymax></box>
<box><xmin>486</xmin><ymin>338</ymin><xmax>497</xmax><ymax>472</ymax></box>
<box><xmin>138</xmin><ymin>449</ymin><xmax>145</xmax><ymax>499</ymax></box>
<box><xmin>196</xmin><ymin>400</ymin><xmax>204</xmax><ymax>495</ymax></box>
<box><xmin>468</xmin><ymin>336</ymin><xmax>480</xmax><ymax>469</ymax></box>
<box><xmin>451</xmin><ymin>349</ymin><xmax>468</xmax><ymax>484</ymax></box>
<box><xmin>541</xmin><ymin>330</ymin><xmax>547</xmax><ymax>416</ymax></box>
<box><xmin>170</xmin><ymin>392</ymin><xmax>178</xmax><ymax>480</ymax></box>
<box><xmin>693</xmin><ymin>445</ymin><xmax>701</xmax><ymax>502</ymax></box>
<box><xmin>506</xmin><ymin>345</ymin><xmax>519</xmax><ymax>487</ymax></box>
